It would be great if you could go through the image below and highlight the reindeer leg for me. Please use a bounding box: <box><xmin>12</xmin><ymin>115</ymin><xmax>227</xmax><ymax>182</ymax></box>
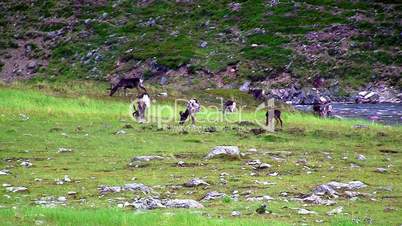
<box><xmin>191</xmin><ymin>115</ymin><xmax>196</xmax><ymax>125</ymax></box>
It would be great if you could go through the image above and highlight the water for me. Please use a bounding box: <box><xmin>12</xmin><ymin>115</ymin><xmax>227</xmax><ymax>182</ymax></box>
<box><xmin>293</xmin><ymin>103</ymin><xmax>402</xmax><ymax>125</ymax></box>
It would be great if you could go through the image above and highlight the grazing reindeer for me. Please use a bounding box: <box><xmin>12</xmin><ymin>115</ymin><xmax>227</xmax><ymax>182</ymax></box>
<box><xmin>132</xmin><ymin>93</ymin><xmax>151</xmax><ymax>123</ymax></box>
<box><xmin>313</xmin><ymin>97</ymin><xmax>333</xmax><ymax>118</ymax></box>
<box><xmin>179</xmin><ymin>99</ymin><xmax>200</xmax><ymax>125</ymax></box>
<box><xmin>265</xmin><ymin>109</ymin><xmax>283</xmax><ymax>128</ymax></box>
<box><xmin>223</xmin><ymin>100</ymin><xmax>236</xmax><ymax>114</ymax></box>
<box><xmin>109</xmin><ymin>78</ymin><xmax>147</xmax><ymax>96</ymax></box>
<box><xmin>248</xmin><ymin>88</ymin><xmax>266</xmax><ymax>101</ymax></box>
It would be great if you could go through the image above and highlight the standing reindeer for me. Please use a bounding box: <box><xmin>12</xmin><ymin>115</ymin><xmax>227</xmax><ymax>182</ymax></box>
<box><xmin>132</xmin><ymin>93</ymin><xmax>151</xmax><ymax>123</ymax></box>
<box><xmin>179</xmin><ymin>99</ymin><xmax>201</xmax><ymax>125</ymax></box>
<box><xmin>109</xmin><ymin>78</ymin><xmax>147</xmax><ymax>96</ymax></box>
<box><xmin>223</xmin><ymin>100</ymin><xmax>237</xmax><ymax>114</ymax></box>
<box><xmin>265</xmin><ymin>109</ymin><xmax>283</xmax><ymax>128</ymax></box>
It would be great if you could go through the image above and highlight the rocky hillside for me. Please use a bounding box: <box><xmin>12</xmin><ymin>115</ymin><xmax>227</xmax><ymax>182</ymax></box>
<box><xmin>0</xmin><ymin>0</ymin><xmax>401</xmax><ymax>100</ymax></box>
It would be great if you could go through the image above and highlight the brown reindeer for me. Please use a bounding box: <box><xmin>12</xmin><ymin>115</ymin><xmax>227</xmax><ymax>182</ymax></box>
<box><xmin>223</xmin><ymin>100</ymin><xmax>236</xmax><ymax>114</ymax></box>
<box><xmin>265</xmin><ymin>110</ymin><xmax>283</xmax><ymax>128</ymax></box>
<box><xmin>109</xmin><ymin>78</ymin><xmax>147</xmax><ymax>96</ymax></box>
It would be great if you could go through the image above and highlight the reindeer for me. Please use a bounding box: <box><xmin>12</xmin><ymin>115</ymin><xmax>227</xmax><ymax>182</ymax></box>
<box><xmin>248</xmin><ymin>88</ymin><xmax>266</xmax><ymax>101</ymax></box>
<box><xmin>223</xmin><ymin>100</ymin><xmax>236</xmax><ymax>114</ymax></box>
<box><xmin>265</xmin><ymin>109</ymin><xmax>283</xmax><ymax>128</ymax></box>
<box><xmin>179</xmin><ymin>99</ymin><xmax>200</xmax><ymax>125</ymax></box>
<box><xmin>132</xmin><ymin>93</ymin><xmax>151</xmax><ymax>123</ymax></box>
<box><xmin>109</xmin><ymin>78</ymin><xmax>147</xmax><ymax>96</ymax></box>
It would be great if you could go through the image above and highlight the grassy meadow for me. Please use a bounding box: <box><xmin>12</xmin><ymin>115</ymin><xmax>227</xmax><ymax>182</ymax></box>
<box><xmin>0</xmin><ymin>82</ymin><xmax>401</xmax><ymax>225</ymax></box>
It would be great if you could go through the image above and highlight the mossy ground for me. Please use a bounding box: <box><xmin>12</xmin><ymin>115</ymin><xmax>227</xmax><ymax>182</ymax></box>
<box><xmin>0</xmin><ymin>82</ymin><xmax>401</xmax><ymax>225</ymax></box>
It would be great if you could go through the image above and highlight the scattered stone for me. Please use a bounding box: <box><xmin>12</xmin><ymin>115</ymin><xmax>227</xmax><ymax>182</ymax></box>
<box><xmin>259</xmin><ymin>163</ymin><xmax>272</xmax><ymax>169</ymax></box>
<box><xmin>20</xmin><ymin>160</ymin><xmax>32</xmax><ymax>168</ymax></box>
<box><xmin>313</xmin><ymin>181</ymin><xmax>367</xmax><ymax>197</ymax></box>
<box><xmin>0</xmin><ymin>169</ymin><xmax>10</xmax><ymax>175</ymax></box>
<box><xmin>246</xmin><ymin>195</ymin><xmax>274</xmax><ymax>202</ymax></box>
<box><xmin>35</xmin><ymin>196</ymin><xmax>66</xmax><ymax>207</ymax></box>
<box><xmin>297</xmin><ymin>208</ymin><xmax>317</xmax><ymax>215</ymax></box>
<box><xmin>6</xmin><ymin>186</ymin><xmax>28</xmax><ymax>193</ymax></box>
<box><xmin>300</xmin><ymin>194</ymin><xmax>336</xmax><ymax>205</ymax></box>
<box><xmin>204</xmin><ymin>126</ymin><xmax>217</xmax><ymax>133</ymax></box>
<box><xmin>158</xmin><ymin>92</ymin><xmax>168</xmax><ymax>97</ymax></box>
<box><xmin>247</xmin><ymin>159</ymin><xmax>261</xmax><ymax>166</ymax></box>
<box><xmin>132</xmin><ymin>156</ymin><xmax>164</xmax><ymax>162</ymax></box>
<box><xmin>114</xmin><ymin>130</ymin><xmax>126</xmax><ymax>135</ymax></box>
<box><xmin>357</xmin><ymin>154</ymin><xmax>366</xmax><ymax>161</ymax></box>
<box><xmin>255</xmin><ymin>180</ymin><xmax>276</xmax><ymax>186</ymax></box>
<box><xmin>58</xmin><ymin>147</ymin><xmax>72</xmax><ymax>153</ymax></box>
<box><xmin>67</xmin><ymin>191</ymin><xmax>77</xmax><ymax>196</ymax></box>
<box><xmin>184</xmin><ymin>178</ymin><xmax>209</xmax><ymax>187</ymax></box>
<box><xmin>201</xmin><ymin>191</ymin><xmax>226</xmax><ymax>201</ymax></box>
<box><xmin>177</xmin><ymin>161</ymin><xmax>185</xmax><ymax>167</ymax></box>
<box><xmin>128</xmin><ymin>197</ymin><xmax>203</xmax><ymax>209</ymax></box>
<box><xmin>199</xmin><ymin>41</ymin><xmax>208</xmax><ymax>48</ymax></box>
<box><xmin>2</xmin><ymin>183</ymin><xmax>11</xmax><ymax>187</ymax></box>
<box><xmin>327</xmin><ymin>206</ymin><xmax>343</xmax><ymax>215</ymax></box>
<box><xmin>205</xmin><ymin>146</ymin><xmax>240</xmax><ymax>159</ymax></box>
<box><xmin>19</xmin><ymin>113</ymin><xmax>30</xmax><ymax>121</ymax></box>
<box><xmin>228</xmin><ymin>2</ymin><xmax>241</xmax><ymax>12</ymax></box>
<box><xmin>375</xmin><ymin>168</ymin><xmax>387</xmax><ymax>173</ymax></box>
<box><xmin>98</xmin><ymin>183</ymin><xmax>152</xmax><ymax>195</ymax></box>
<box><xmin>231</xmin><ymin>211</ymin><xmax>241</xmax><ymax>216</ymax></box>
<box><xmin>384</xmin><ymin>207</ymin><xmax>396</xmax><ymax>212</ymax></box>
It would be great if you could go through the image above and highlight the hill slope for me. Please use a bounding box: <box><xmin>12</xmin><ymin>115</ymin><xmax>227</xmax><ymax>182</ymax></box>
<box><xmin>0</xmin><ymin>0</ymin><xmax>401</xmax><ymax>96</ymax></box>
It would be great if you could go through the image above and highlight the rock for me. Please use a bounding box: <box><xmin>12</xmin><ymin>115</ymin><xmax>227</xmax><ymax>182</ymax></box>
<box><xmin>327</xmin><ymin>206</ymin><xmax>343</xmax><ymax>215</ymax></box>
<box><xmin>231</xmin><ymin>211</ymin><xmax>241</xmax><ymax>216</ymax></box>
<box><xmin>228</xmin><ymin>2</ymin><xmax>241</xmax><ymax>12</ymax></box>
<box><xmin>99</xmin><ymin>183</ymin><xmax>152</xmax><ymax>194</ymax></box>
<box><xmin>204</xmin><ymin>126</ymin><xmax>217</xmax><ymax>133</ymax></box>
<box><xmin>114</xmin><ymin>130</ymin><xmax>126</xmax><ymax>135</ymax></box>
<box><xmin>158</xmin><ymin>92</ymin><xmax>168</xmax><ymax>97</ymax></box>
<box><xmin>313</xmin><ymin>181</ymin><xmax>367</xmax><ymax>197</ymax></box>
<box><xmin>376</xmin><ymin>168</ymin><xmax>387</xmax><ymax>173</ymax></box>
<box><xmin>184</xmin><ymin>178</ymin><xmax>209</xmax><ymax>187</ymax></box>
<box><xmin>57</xmin><ymin>196</ymin><xmax>67</xmax><ymax>202</ymax></box>
<box><xmin>199</xmin><ymin>41</ymin><xmax>208</xmax><ymax>48</ymax></box>
<box><xmin>177</xmin><ymin>161</ymin><xmax>185</xmax><ymax>167</ymax></box>
<box><xmin>128</xmin><ymin>197</ymin><xmax>203</xmax><ymax>209</ymax></box>
<box><xmin>259</xmin><ymin>163</ymin><xmax>272</xmax><ymax>169</ymax></box>
<box><xmin>246</xmin><ymin>195</ymin><xmax>274</xmax><ymax>202</ymax></box>
<box><xmin>122</xmin><ymin>124</ymin><xmax>133</xmax><ymax>129</ymax></box>
<box><xmin>356</xmin><ymin>154</ymin><xmax>366</xmax><ymax>161</ymax></box>
<box><xmin>132</xmin><ymin>156</ymin><xmax>164</xmax><ymax>162</ymax></box>
<box><xmin>0</xmin><ymin>169</ymin><xmax>11</xmax><ymax>175</ymax></box>
<box><xmin>35</xmin><ymin>196</ymin><xmax>67</xmax><ymax>207</ymax></box>
<box><xmin>201</xmin><ymin>191</ymin><xmax>226</xmax><ymax>201</ymax></box>
<box><xmin>55</xmin><ymin>175</ymin><xmax>71</xmax><ymax>185</ymax></box>
<box><xmin>301</xmin><ymin>194</ymin><xmax>336</xmax><ymax>205</ymax></box>
<box><xmin>6</xmin><ymin>186</ymin><xmax>28</xmax><ymax>192</ymax></box>
<box><xmin>247</xmin><ymin>159</ymin><xmax>261</xmax><ymax>166</ymax></box>
<box><xmin>160</xmin><ymin>77</ymin><xmax>168</xmax><ymax>85</ymax></box>
<box><xmin>239</xmin><ymin>81</ymin><xmax>251</xmax><ymax>92</ymax></box>
<box><xmin>344</xmin><ymin>191</ymin><xmax>360</xmax><ymax>198</ymax></box>
<box><xmin>163</xmin><ymin>199</ymin><xmax>204</xmax><ymax>208</ymax></box>
<box><xmin>297</xmin><ymin>208</ymin><xmax>317</xmax><ymax>215</ymax></box>
<box><xmin>58</xmin><ymin>147</ymin><xmax>72</xmax><ymax>153</ymax></box>
<box><xmin>205</xmin><ymin>146</ymin><xmax>240</xmax><ymax>159</ymax></box>
<box><xmin>20</xmin><ymin>160</ymin><xmax>32</xmax><ymax>168</ymax></box>
<box><xmin>19</xmin><ymin>113</ymin><xmax>30</xmax><ymax>121</ymax></box>
<box><xmin>2</xmin><ymin>183</ymin><xmax>11</xmax><ymax>187</ymax></box>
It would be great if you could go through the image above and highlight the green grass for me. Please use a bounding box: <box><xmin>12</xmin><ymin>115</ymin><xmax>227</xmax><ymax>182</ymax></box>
<box><xmin>0</xmin><ymin>83</ymin><xmax>401</xmax><ymax>225</ymax></box>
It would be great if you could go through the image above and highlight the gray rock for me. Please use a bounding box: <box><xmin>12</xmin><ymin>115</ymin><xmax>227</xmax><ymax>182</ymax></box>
<box><xmin>132</xmin><ymin>156</ymin><xmax>164</xmax><ymax>162</ymax></box>
<box><xmin>199</xmin><ymin>41</ymin><xmax>208</xmax><ymax>48</ymax></box>
<box><xmin>300</xmin><ymin>194</ymin><xmax>336</xmax><ymax>205</ymax></box>
<box><xmin>205</xmin><ymin>146</ymin><xmax>240</xmax><ymax>159</ymax></box>
<box><xmin>20</xmin><ymin>160</ymin><xmax>32</xmax><ymax>168</ymax></box>
<box><xmin>246</xmin><ymin>195</ymin><xmax>274</xmax><ymax>202</ymax></box>
<box><xmin>239</xmin><ymin>81</ymin><xmax>251</xmax><ymax>92</ymax></box>
<box><xmin>128</xmin><ymin>197</ymin><xmax>203</xmax><ymax>209</ymax></box>
<box><xmin>201</xmin><ymin>191</ymin><xmax>226</xmax><ymax>201</ymax></box>
<box><xmin>99</xmin><ymin>183</ymin><xmax>152</xmax><ymax>194</ymax></box>
<box><xmin>356</xmin><ymin>154</ymin><xmax>366</xmax><ymax>161</ymax></box>
<box><xmin>313</xmin><ymin>181</ymin><xmax>367</xmax><ymax>197</ymax></box>
<box><xmin>327</xmin><ymin>206</ymin><xmax>343</xmax><ymax>215</ymax></box>
<box><xmin>58</xmin><ymin>147</ymin><xmax>73</xmax><ymax>153</ymax></box>
<box><xmin>6</xmin><ymin>186</ymin><xmax>28</xmax><ymax>192</ymax></box>
<box><xmin>0</xmin><ymin>169</ymin><xmax>11</xmax><ymax>175</ymax></box>
<box><xmin>247</xmin><ymin>159</ymin><xmax>261</xmax><ymax>166</ymax></box>
<box><xmin>160</xmin><ymin>76</ymin><xmax>168</xmax><ymax>85</ymax></box>
<box><xmin>231</xmin><ymin>211</ymin><xmax>241</xmax><ymax>216</ymax></box>
<box><xmin>376</xmin><ymin>168</ymin><xmax>387</xmax><ymax>173</ymax></box>
<box><xmin>259</xmin><ymin>163</ymin><xmax>272</xmax><ymax>169</ymax></box>
<box><xmin>184</xmin><ymin>178</ymin><xmax>209</xmax><ymax>187</ymax></box>
<box><xmin>163</xmin><ymin>199</ymin><xmax>204</xmax><ymax>208</ymax></box>
<box><xmin>297</xmin><ymin>208</ymin><xmax>317</xmax><ymax>215</ymax></box>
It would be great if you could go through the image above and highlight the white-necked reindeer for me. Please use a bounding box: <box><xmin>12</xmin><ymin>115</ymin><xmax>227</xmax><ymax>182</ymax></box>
<box><xmin>179</xmin><ymin>99</ymin><xmax>200</xmax><ymax>125</ymax></box>
<box><xmin>132</xmin><ymin>93</ymin><xmax>151</xmax><ymax>123</ymax></box>
<box><xmin>223</xmin><ymin>100</ymin><xmax>236</xmax><ymax>114</ymax></box>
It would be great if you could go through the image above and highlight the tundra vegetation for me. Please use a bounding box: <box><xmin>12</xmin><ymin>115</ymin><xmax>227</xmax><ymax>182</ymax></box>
<box><xmin>0</xmin><ymin>82</ymin><xmax>401</xmax><ymax>225</ymax></box>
